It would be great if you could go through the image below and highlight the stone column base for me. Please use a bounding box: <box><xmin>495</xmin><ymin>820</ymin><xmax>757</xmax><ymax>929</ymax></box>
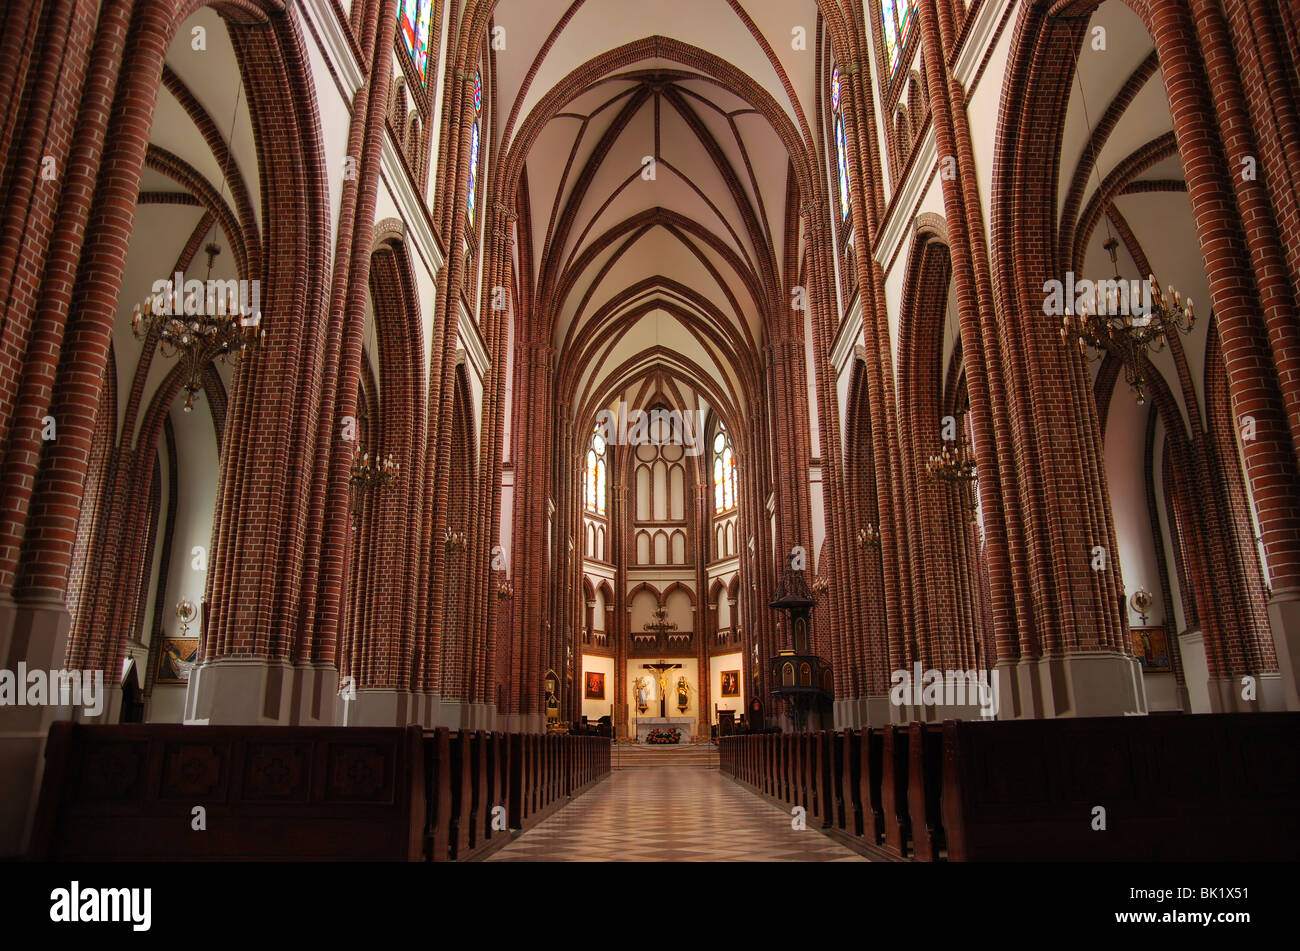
<box><xmin>0</xmin><ymin>594</ymin><xmax>70</xmax><ymax>858</ymax></box>
<box><xmin>184</xmin><ymin>658</ymin><xmax>340</xmax><ymax>725</ymax></box>
<box><xmin>1267</xmin><ymin>587</ymin><xmax>1300</xmax><ymax>710</ymax></box>
<box><xmin>1208</xmin><ymin>671</ymin><xmax>1286</xmax><ymax>712</ymax></box>
<box><xmin>1011</xmin><ymin>651</ymin><xmax>1147</xmax><ymax>718</ymax></box>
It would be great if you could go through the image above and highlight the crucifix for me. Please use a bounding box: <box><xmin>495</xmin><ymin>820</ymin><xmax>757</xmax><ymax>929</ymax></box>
<box><xmin>643</xmin><ymin>660</ymin><xmax>682</xmax><ymax>719</ymax></box>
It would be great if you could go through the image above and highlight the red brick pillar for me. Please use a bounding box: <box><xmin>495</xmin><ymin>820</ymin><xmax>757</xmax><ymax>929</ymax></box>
<box><xmin>835</xmin><ymin>6</ymin><xmax>919</xmax><ymax>721</ymax></box>
<box><xmin>1149</xmin><ymin>0</ymin><xmax>1300</xmax><ymax>709</ymax></box>
<box><xmin>0</xmin><ymin>0</ymin><xmax>130</xmax><ymax>860</ymax></box>
<box><xmin>927</xmin><ymin>0</ymin><xmax>1139</xmax><ymax>716</ymax></box>
<box><xmin>186</xmin><ymin>3</ymin><xmax>396</xmax><ymax>725</ymax></box>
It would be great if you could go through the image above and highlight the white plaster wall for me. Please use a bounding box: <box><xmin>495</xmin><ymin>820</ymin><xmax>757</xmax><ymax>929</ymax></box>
<box><xmin>580</xmin><ymin>653</ymin><xmax>616</xmax><ymax>721</ymax></box>
<box><xmin>709</xmin><ymin>651</ymin><xmax>745</xmax><ymax>721</ymax></box>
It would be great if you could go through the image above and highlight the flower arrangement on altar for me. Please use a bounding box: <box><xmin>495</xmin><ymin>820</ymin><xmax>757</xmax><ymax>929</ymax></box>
<box><xmin>645</xmin><ymin>728</ymin><xmax>682</xmax><ymax>745</ymax></box>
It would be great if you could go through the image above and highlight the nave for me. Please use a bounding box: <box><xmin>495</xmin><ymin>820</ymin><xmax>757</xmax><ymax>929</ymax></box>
<box><xmin>487</xmin><ymin>767</ymin><xmax>864</xmax><ymax>863</ymax></box>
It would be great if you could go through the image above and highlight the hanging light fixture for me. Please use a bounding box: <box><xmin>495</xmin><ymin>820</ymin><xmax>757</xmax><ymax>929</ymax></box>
<box><xmin>132</xmin><ymin>242</ymin><xmax>264</xmax><ymax>412</ymax></box>
<box><xmin>1060</xmin><ymin>238</ymin><xmax>1195</xmax><ymax>406</ymax></box>
<box><xmin>132</xmin><ymin>71</ymin><xmax>264</xmax><ymax>414</ymax></box>
<box><xmin>856</xmin><ymin>524</ymin><xmax>880</xmax><ymax>550</ymax></box>
<box><xmin>349</xmin><ymin>446</ymin><xmax>399</xmax><ymax>523</ymax></box>
<box><xmin>1059</xmin><ymin>58</ymin><xmax>1195</xmax><ymax>406</ymax></box>
<box><xmin>444</xmin><ymin>527</ymin><xmax>469</xmax><ymax>554</ymax></box>
<box><xmin>927</xmin><ymin>412</ymin><xmax>978</xmax><ymax>486</ymax></box>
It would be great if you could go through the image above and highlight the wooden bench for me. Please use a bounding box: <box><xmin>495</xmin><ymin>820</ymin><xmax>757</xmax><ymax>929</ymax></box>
<box><xmin>941</xmin><ymin>713</ymin><xmax>1300</xmax><ymax>861</ymax></box>
<box><xmin>30</xmin><ymin>722</ymin><xmax>426</xmax><ymax>861</ymax></box>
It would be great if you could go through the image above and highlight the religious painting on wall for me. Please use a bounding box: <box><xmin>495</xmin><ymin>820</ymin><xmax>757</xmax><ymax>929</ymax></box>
<box><xmin>721</xmin><ymin>670</ymin><xmax>740</xmax><ymax>697</ymax></box>
<box><xmin>156</xmin><ymin>637</ymin><xmax>199</xmax><ymax>685</ymax></box>
<box><xmin>1131</xmin><ymin>627</ymin><xmax>1172</xmax><ymax>672</ymax></box>
<box><xmin>585</xmin><ymin>671</ymin><xmax>605</xmax><ymax>700</ymax></box>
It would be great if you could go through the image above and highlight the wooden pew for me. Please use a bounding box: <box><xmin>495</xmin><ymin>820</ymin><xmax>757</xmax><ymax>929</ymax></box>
<box><xmin>941</xmin><ymin>714</ymin><xmax>1300</xmax><ymax>861</ymax></box>
<box><xmin>856</xmin><ymin>728</ymin><xmax>884</xmax><ymax>847</ymax></box>
<box><xmin>448</xmin><ymin>730</ymin><xmax>473</xmax><ymax>858</ymax></box>
<box><xmin>880</xmin><ymin>725</ymin><xmax>910</xmax><ymax>857</ymax></box>
<box><xmin>841</xmin><ymin>728</ymin><xmax>862</xmax><ymax>835</ymax></box>
<box><xmin>29</xmin><ymin>723</ymin><xmax>426</xmax><ymax>861</ymax></box>
<box><xmin>907</xmin><ymin>722</ymin><xmax>945</xmax><ymax>861</ymax></box>
<box><xmin>426</xmin><ymin>727</ymin><xmax>453</xmax><ymax>861</ymax></box>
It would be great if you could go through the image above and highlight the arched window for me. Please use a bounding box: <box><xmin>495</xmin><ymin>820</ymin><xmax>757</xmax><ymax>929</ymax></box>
<box><xmin>713</xmin><ymin>424</ymin><xmax>737</xmax><ymax>514</ymax></box>
<box><xmin>398</xmin><ymin>0</ymin><xmax>434</xmax><ymax>87</ymax></box>
<box><xmin>585</xmin><ymin>426</ymin><xmax>607</xmax><ymax>516</ymax></box>
<box><xmin>881</xmin><ymin>1</ymin><xmax>918</xmax><ymax>77</ymax></box>
<box><xmin>832</xmin><ymin>65</ymin><xmax>851</xmax><ymax>221</ymax></box>
<box><xmin>467</xmin><ymin>69</ymin><xmax>482</xmax><ymax>229</ymax></box>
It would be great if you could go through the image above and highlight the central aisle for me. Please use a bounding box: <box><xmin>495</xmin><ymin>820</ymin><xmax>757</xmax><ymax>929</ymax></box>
<box><xmin>486</xmin><ymin>766</ymin><xmax>868</xmax><ymax>862</ymax></box>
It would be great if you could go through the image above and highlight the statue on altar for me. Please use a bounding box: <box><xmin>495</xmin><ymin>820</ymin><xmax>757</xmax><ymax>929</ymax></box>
<box><xmin>676</xmin><ymin>676</ymin><xmax>689</xmax><ymax>713</ymax></box>
<box><xmin>634</xmin><ymin>676</ymin><xmax>649</xmax><ymax>714</ymax></box>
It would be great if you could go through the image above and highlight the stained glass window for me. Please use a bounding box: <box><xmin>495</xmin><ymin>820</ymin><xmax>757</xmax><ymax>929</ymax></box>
<box><xmin>467</xmin><ymin>70</ymin><xmax>482</xmax><ymax>228</ymax></box>
<box><xmin>882</xmin><ymin>0</ymin><xmax>918</xmax><ymax>76</ymax></box>
<box><xmin>836</xmin><ymin>117</ymin><xmax>851</xmax><ymax>220</ymax></box>
<box><xmin>585</xmin><ymin>427</ymin><xmax>607</xmax><ymax>516</ymax></box>
<box><xmin>713</xmin><ymin>425</ymin><xmax>736</xmax><ymax>514</ymax></box>
<box><xmin>399</xmin><ymin>0</ymin><xmax>435</xmax><ymax>87</ymax></box>
<box><xmin>831</xmin><ymin>65</ymin><xmax>851</xmax><ymax>220</ymax></box>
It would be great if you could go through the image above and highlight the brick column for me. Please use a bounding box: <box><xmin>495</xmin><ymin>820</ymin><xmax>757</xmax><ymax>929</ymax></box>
<box><xmin>1149</xmin><ymin>0</ymin><xmax>1300</xmax><ymax>710</ymax></box>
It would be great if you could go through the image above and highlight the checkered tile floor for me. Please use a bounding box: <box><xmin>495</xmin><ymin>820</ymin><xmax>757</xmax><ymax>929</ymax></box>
<box><xmin>486</xmin><ymin>766</ymin><xmax>868</xmax><ymax>862</ymax></box>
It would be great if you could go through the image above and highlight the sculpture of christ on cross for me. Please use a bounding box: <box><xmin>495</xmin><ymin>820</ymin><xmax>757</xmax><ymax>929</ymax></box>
<box><xmin>643</xmin><ymin>660</ymin><xmax>682</xmax><ymax>719</ymax></box>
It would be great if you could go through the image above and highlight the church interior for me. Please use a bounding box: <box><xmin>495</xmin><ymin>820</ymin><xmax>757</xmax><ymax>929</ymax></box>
<box><xmin>1</xmin><ymin>0</ymin><xmax>1298</xmax><ymax>870</ymax></box>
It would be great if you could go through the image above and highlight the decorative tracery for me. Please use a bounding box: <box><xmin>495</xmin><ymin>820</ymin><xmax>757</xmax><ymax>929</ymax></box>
<box><xmin>398</xmin><ymin>0</ymin><xmax>434</xmax><ymax>87</ymax></box>
<box><xmin>831</xmin><ymin>65</ymin><xmax>851</xmax><ymax>221</ymax></box>
<box><xmin>585</xmin><ymin>425</ymin><xmax>607</xmax><ymax>516</ymax></box>
<box><xmin>713</xmin><ymin>423</ymin><xmax>737</xmax><ymax>514</ymax></box>
<box><xmin>467</xmin><ymin>69</ymin><xmax>482</xmax><ymax>229</ymax></box>
<box><xmin>881</xmin><ymin>0</ymin><xmax>918</xmax><ymax>77</ymax></box>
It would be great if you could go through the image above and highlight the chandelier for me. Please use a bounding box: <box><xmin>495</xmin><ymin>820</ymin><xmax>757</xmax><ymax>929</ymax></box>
<box><xmin>131</xmin><ymin>242</ymin><xmax>264</xmax><ymax>413</ymax></box>
<box><xmin>856</xmin><ymin>524</ymin><xmax>880</xmax><ymax>549</ymax></box>
<box><xmin>1060</xmin><ymin>237</ymin><xmax>1195</xmax><ymax>405</ymax></box>
<box><xmin>642</xmin><ymin>604</ymin><xmax>677</xmax><ymax>636</ymax></box>
<box><xmin>444</xmin><ymin>528</ymin><xmax>468</xmax><ymax>553</ymax></box>
<box><xmin>927</xmin><ymin>415</ymin><xmax>978</xmax><ymax>486</ymax></box>
<box><xmin>349</xmin><ymin>447</ymin><xmax>399</xmax><ymax>522</ymax></box>
<box><xmin>495</xmin><ymin>576</ymin><xmax>514</xmax><ymax>600</ymax></box>
<box><xmin>811</xmin><ymin>572</ymin><xmax>830</xmax><ymax>596</ymax></box>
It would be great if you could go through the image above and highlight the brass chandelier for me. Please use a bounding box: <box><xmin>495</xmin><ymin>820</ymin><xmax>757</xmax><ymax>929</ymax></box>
<box><xmin>349</xmin><ymin>447</ymin><xmax>399</xmax><ymax>522</ymax></box>
<box><xmin>927</xmin><ymin>414</ymin><xmax>978</xmax><ymax>487</ymax></box>
<box><xmin>1060</xmin><ymin>237</ymin><xmax>1195</xmax><ymax>406</ymax></box>
<box><xmin>643</xmin><ymin>604</ymin><xmax>677</xmax><ymax>636</ymax></box>
<box><xmin>131</xmin><ymin>242</ymin><xmax>264</xmax><ymax>412</ymax></box>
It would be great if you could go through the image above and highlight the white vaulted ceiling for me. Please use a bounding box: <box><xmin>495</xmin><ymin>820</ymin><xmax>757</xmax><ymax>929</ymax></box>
<box><xmin>490</xmin><ymin>0</ymin><xmax>826</xmax><ymax>427</ymax></box>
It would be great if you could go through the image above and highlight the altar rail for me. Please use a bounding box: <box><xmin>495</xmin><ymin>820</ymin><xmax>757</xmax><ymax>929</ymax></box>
<box><xmin>719</xmin><ymin>714</ymin><xmax>1300</xmax><ymax>861</ymax></box>
<box><xmin>29</xmin><ymin>723</ymin><xmax>610</xmax><ymax>861</ymax></box>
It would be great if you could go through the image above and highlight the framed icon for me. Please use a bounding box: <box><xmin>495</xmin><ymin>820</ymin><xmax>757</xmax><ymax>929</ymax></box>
<box><xmin>1131</xmin><ymin>626</ymin><xmax>1172</xmax><ymax>673</ymax></box>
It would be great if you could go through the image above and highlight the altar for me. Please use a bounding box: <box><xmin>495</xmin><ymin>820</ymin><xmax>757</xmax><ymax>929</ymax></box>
<box><xmin>634</xmin><ymin>717</ymin><xmax>695</xmax><ymax>743</ymax></box>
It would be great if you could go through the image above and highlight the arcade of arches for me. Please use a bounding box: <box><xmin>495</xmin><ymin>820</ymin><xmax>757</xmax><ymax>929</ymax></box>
<box><xmin>2</xmin><ymin>0</ymin><xmax>1299</xmax><ymax>856</ymax></box>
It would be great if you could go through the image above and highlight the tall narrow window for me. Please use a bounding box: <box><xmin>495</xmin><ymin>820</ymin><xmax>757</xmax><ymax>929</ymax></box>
<box><xmin>713</xmin><ymin>424</ymin><xmax>737</xmax><ymax>514</ymax></box>
<box><xmin>881</xmin><ymin>0</ymin><xmax>918</xmax><ymax>76</ymax></box>
<box><xmin>398</xmin><ymin>0</ymin><xmax>435</xmax><ymax>87</ymax></box>
<box><xmin>467</xmin><ymin>69</ymin><xmax>482</xmax><ymax>229</ymax></box>
<box><xmin>832</xmin><ymin>65</ymin><xmax>851</xmax><ymax>220</ymax></box>
<box><xmin>585</xmin><ymin>426</ymin><xmax>607</xmax><ymax>516</ymax></box>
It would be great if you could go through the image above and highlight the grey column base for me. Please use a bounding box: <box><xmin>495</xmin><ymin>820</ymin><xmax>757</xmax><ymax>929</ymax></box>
<box><xmin>1008</xmin><ymin>651</ymin><xmax>1147</xmax><ymax>718</ymax></box>
<box><xmin>0</xmin><ymin>594</ymin><xmax>70</xmax><ymax>858</ymax></box>
<box><xmin>1267</xmin><ymin>587</ymin><xmax>1300</xmax><ymax>710</ymax></box>
<box><xmin>184</xmin><ymin>658</ymin><xmax>340</xmax><ymax>725</ymax></box>
<box><xmin>1207</xmin><ymin>671</ymin><xmax>1286</xmax><ymax>712</ymax></box>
